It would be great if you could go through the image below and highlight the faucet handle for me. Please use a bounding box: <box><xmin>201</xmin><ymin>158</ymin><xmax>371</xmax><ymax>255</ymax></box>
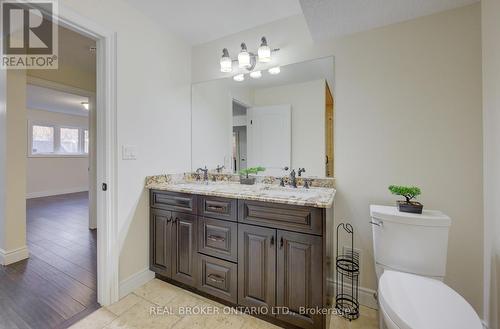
<box><xmin>303</xmin><ymin>179</ymin><xmax>313</xmax><ymax>189</ymax></box>
<box><xmin>298</xmin><ymin>168</ymin><xmax>306</xmax><ymax>177</ymax></box>
<box><xmin>279</xmin><ymin>177</ymin><xmax>285</xmax><ymax>187</ymax></box>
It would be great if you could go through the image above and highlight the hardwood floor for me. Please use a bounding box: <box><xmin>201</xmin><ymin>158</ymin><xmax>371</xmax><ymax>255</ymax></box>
<box><xmin>0</xmin><ymin>192</ymin><xmax>99</xmax><ymax>329</ymax></box>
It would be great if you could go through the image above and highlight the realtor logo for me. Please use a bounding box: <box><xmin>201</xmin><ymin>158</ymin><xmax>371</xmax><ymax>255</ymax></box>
<box><xmin>1</xmin><ymin>0</ymin><xmax>58</xmax><ymax>69</ymax></box>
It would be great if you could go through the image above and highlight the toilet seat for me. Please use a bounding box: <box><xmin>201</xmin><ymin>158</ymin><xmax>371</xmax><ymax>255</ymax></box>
<box><xmin>378</xmin><ymin>270</ymin><xmax>482</xmax><ymax>329</ymax></box>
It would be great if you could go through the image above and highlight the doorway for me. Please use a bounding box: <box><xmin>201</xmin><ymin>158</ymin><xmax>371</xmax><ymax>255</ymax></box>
<box><xmin>13</xmin><ymin>25</ymin><xmax>98</xmax><ymax>328</ymax></box>
<box><xmin>0</xmin><ymin>5</ymin><xmax>119</xmax><ymax>325</ymax></box>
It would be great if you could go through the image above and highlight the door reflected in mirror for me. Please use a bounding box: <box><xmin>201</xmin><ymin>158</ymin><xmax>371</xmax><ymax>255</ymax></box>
<box><xmin>191</xmin><ymin>56</ymin><xmax>334</xmax><ymax>178</ymax></box>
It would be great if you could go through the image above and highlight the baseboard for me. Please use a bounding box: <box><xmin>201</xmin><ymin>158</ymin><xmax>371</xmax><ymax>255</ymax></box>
<box><xmin>328</xmin><ymin>278</ymin><xmax>378</xmax><ymax>310</ymax></box>
<box><xmin>119</xmin><ymin>268</ymin><xmax>155</xmax><ymax>298</ymax></box>
<box><xmin>26</xmin><ymin>187</ymin><xmax>88</xmax><ymax>199</ymax></box>
<box><xmin>0</xmin><ymin>246</ymin><xmax>29</xmax><ymax>265</ymax></box>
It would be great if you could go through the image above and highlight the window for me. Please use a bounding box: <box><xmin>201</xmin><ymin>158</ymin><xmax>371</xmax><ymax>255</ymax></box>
<box><xmin>60</xmin><ymin>127</ymin><xmax>79</xmax><ymax>153</ymax></box>
<box><xmin>84</xmin><ymin>129</ymin><xmax>89</xmax><ymax>154</ymax></box>
<box><xmin>32</xmin><ymin>125</ymin><xmax>55</xmax><ymax>154</ymax></box>
<box><xmin>29</xmin><ymin>122</ymin><xmax>89</xmax><ymax>157</ymax></box>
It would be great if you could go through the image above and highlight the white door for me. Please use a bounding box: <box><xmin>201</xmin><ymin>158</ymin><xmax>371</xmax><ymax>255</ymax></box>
<box><xmin>247</xmin><ymin>105</ymin><xmax>291</xmax><ymax>176</ymax></box>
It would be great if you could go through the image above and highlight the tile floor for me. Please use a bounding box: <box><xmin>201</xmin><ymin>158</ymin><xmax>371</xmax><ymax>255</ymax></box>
<box><xmin>70</xmin><ymin>279</ymin><xmax>379</xmax><ymax>329</ymax></box>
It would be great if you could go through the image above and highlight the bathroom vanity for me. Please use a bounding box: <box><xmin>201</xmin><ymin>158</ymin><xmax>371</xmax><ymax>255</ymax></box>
<box><xmin>146</xmin><ymin>174</ymin><xmax>335</xmax><ymax>329</ymax></box>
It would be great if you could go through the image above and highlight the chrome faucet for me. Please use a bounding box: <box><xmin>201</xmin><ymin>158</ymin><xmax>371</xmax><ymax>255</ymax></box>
<box><xmin>196</xmin><ymin>166</ymin><xmax>209</xmax><ymax>183</ymax></box>
<box><xmin>289</xmin><ymin>169</ymin><xmax>297</xmax><ymax>188</ymax></box>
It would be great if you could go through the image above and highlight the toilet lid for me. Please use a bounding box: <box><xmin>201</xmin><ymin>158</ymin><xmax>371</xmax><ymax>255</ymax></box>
<box><xmin>378</xmin><ymin>271</ymin><xmax>482</xmax><ymax>329</ymax></box>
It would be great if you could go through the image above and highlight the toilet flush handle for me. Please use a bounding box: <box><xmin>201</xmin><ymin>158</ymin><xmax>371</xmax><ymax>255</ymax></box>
<box><xmin>369</xmin><ymin>220</ymin><xmax>383</xmax><ymax>227</ymax></box>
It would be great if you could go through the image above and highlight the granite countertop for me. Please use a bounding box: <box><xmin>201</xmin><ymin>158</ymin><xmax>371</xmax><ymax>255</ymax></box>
<box><xmin>145</xmin><ymin>173</ymin><xmax>336</xmax><ymax>208</ymax></box>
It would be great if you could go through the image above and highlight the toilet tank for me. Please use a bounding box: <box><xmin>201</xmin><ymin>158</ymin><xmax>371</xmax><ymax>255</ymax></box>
<box><xmin>370</xmin><ymin>205</ymin><xmax>451</xmax><ymax>279</ymax></box>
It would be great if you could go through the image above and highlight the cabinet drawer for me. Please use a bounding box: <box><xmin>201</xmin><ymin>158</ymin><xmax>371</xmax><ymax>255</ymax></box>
<box><xmin>199</xmin><ymin>196</ymin><xmax>237</xmax><ymax>221</ymax></box>
<box><xmin>238</xmin><ymin>200</ymin><xmax>324</xmax><ymax>235</ymax></box>
<box><xmin>198</xmin><ymin>254</ymin><xmax>237</xmax><ymax>304</ymax></box>
<box><xmin>151</xmin><ymin>190</ymin><xmax>197</xmax><ymax>214</ymax></box>
<box><xmin>198</xmin><ymin>217</ymin><xmax>237</xmax><ymax>262</ymax></box>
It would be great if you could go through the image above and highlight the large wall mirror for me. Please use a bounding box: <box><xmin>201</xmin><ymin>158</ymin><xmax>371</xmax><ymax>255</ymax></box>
<box><xmin>191</xmin><ymin>56</ymin><xmax>334</xmax><ymax>177</ymax></box>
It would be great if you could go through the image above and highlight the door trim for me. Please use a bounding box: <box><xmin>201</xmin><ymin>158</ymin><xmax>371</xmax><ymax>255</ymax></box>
<box><xmin>56</xmin><ymin>4</ymin><xmax>119</xmax><ymax>306</ymax></box>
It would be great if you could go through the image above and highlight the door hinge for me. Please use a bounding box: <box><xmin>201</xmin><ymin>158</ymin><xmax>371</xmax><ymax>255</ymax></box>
<box><xmin>102</xmin><ymin>183</ymin><xmax>108</xmax><ymax>191</ymax></box>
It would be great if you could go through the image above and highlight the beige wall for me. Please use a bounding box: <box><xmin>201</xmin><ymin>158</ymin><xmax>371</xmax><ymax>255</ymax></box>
<box><xmin>192</xmin><ymin>4</ymin><xmax>484</xmax><ymax>313</ymax></box>
<box><xmin>26</xmin><ymin>109</ymin><xmax>89</xmax><ymax>198</ymax></box>
<box><xmin>482</xmin><ymin>0</ymin><xmax>500</xmax><ymax>327</ymax></box>
<box><xmin>0</xmin><ymin>70</ymin><xmax>27</xmax><ymax>260</ymax></box>
<box><xmin>58</xmin><ymin>0</ymin><xmax>192</xmax><ymax>283</ymax></box>
<box><xmin>253</xmin><ymin>79</ymin><xmax>326</xmax><ymax>177</ymax></box>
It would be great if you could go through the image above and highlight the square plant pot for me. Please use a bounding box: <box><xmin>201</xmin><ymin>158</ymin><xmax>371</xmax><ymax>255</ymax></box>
<box><xmin>397</xmin><ymin>201</ymin><xmax>423</xmax><ymax>214</ymax></box>
<box><xmin>240</xmin><ymin>177</ymin><xmax>256</xmax><ymax>185</ymax></box>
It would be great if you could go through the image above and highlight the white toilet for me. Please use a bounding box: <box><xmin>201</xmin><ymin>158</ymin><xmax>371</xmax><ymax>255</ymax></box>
<box><xmin>370</xmin><ymin>205</ymin><xmax>482</xmax><ymax>329</ymax></box>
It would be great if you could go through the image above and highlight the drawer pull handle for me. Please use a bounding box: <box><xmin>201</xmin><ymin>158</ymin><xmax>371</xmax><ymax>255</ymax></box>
<box><xmin>270</xmin><ymin>236</ymin><xmax>274</xmax><ymax>246</ymax></box>
<box><xmin>207</xmin><ymin>274</ymin><xmax>225</xmax><ymax>283</ymax></box>
<box><xmin>280</xmin><ymin>237</ymin><xmax>284</xmax><ymax>249</ymax></box>
<box><xmin>207</xmin><ymin>235</ymin><xmax>225</xmax><ymax>242</ymax></box>
<box><xmin>207</xmin><ymin>205</ymin><xmax>227</xmax><ymax>212</ymax></box>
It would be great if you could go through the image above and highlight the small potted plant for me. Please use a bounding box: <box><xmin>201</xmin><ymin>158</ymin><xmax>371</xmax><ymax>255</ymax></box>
<box><xmin>388</xmin><ymin>185</ymin><xmax>423</xmax><ymax>214</ymax></box>
<box><xmin>239</xmin><ymin>166</ymin><xmax>265</xmax><ymax>185</ymax></box>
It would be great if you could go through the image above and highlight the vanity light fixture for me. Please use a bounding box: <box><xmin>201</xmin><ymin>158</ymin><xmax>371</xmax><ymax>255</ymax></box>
<box><xmin>249</xmin><ymin>70</ymin><xmax>262</xmax><ymax>79</ymax></box>
<box><xmin>233</xmin><ymin>74</ymin><xmax>245</xmax><ymax>82</ymax></box>
<box><xmin>220</xmin><ymin>48</ymin><xmax>232</xmax><ymax>73</ymax></box>
<box><xmin>238</xmin><ymin>43</ymin><xmax>251</xmax><ymax>69</ymax></box>
<box><xmin>81</xmin><ymin>101</ymin><xmax>89</xmax><ymax>110</ymax></box>
<box><xmin>257</xmin><ymin>37</ymin><xmax>271</xmax><ymax>62</ymax></box>
<box><xmin>268</xmin><ymin>66</ymin><xmax>281</xmax><ymax>75</ymax></box>
<box><xmin>220</xmin><ymin>37</ymin><xmax>279</xmax><ymax>73</ymax></box>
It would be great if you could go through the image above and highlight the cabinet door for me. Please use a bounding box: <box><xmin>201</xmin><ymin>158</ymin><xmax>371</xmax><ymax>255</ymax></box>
<box><xmin>150</xmin><ymin>209</ymin><xmax>172</xmax><ymax>278</ymax></box>
<box><xmin>238</xmin><ymin>224</ymin><xmax>276</xmax><ymax>312</ymax></box>
<box><xmin>171</xmin><ymin>212</ymin><xmax>197</xmax><ymax>287</ymax></box>
<box><xmin>277</xmin><ymin>230</ymin><xmax>323</xmax><ymax>329</ymax></box>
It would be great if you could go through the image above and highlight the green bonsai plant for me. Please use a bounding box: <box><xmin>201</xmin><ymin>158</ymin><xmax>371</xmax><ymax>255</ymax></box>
<box><xmin>239</xmin><ymin>166</ymin><xmax>265</xmax><ymax>185</ymax></box>
<box><xmin>388</xmin><ymin>185</ymin><xmax>423</xmax><ymax>214</ymax></box>
<box><xmin>240</xmin><ymin>166</ymin><xmax>265</xmax><ymax>178</ymax></box>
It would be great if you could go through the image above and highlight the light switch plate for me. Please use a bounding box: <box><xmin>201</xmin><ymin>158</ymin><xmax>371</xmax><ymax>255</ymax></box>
<box><xmin>122</xmin><ymin>145</ymin><xmax>137</xmax><ymax>160</ymax></box>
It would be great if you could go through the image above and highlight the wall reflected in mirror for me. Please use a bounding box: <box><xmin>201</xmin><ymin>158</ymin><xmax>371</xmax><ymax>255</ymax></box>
<box><xmin>191</xmin><ymin>56</ymin><xmax>334</xmax><ymax>178</ymax></box>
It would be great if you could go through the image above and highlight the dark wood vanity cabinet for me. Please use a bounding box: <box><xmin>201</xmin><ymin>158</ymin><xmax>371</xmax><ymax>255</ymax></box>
<box><xmin>149</xmin><ymin>205</ymin><xmax>197</xmax><ymax>288</ymax></box>
<box><xmin>276</xmin><ymin>230</ymin><xmax>323</xmax><ymax>328</ymax></box>
<box><xmin>150</xmin><ymin>209</ymin><xmax>172</xmax><ymax>277</ymax></box>
<box><xmin>150</xmin><ymin>190</ymin><xmax>331</xmax><ymax>329</ymax></box>
<box><xmin>171</xmin><ymin>212</ymin><xmax>197</xmax><ymax>286</ymax></box>
<box><xmin>238</xmin><ymin>224</ymin><xmax>276</xmax><ymax>311</ymax></box>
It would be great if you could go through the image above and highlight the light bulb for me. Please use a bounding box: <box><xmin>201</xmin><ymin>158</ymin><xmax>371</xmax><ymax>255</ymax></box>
<box><xmin>268</xmin><ymin>66</ymin><xmax>280</xmax><ymax>75</ymax></box>
<box><xmin>233</xmin><ymin>74</ymin><xmax>245</xmax><ymax>82</ymax></box>
<box><xmin>250</xmin><ymin>71</ymin><xmax>262</xmax><ymax>79</ymax></box>
<box><xmin>220</xmin><ymin>48</ymin><xmax>232</xmax><ymax>73</ymax></box>
<box><xmin>257</xmin><ymin>37</ymin><xmax>271</xmax><ymax>62</ymax></box>
<box><xmin>238</xmin><ymin>43</ymin><xmax>251</xmax><ymax>69</ymax></box>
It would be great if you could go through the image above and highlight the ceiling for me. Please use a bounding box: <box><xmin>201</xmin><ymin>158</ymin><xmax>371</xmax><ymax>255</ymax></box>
<box><xmin>122</xmin><ymin>0</ymin><xmax>303</xmax><ymax>45</ymax></box>
<box><xmin>27</xmin><ymin>85</ymin><xmax>90</xmax><ymax>117</ymax></box>
<box><xmin>123</xmin><ymin>0</ymin><xmax>478</xmax><ymax>45</ymax></box>
<box><xmin>299</xmin><ymin>0</ymin><xmax>479</xmax><ymax>40</ymax></box>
